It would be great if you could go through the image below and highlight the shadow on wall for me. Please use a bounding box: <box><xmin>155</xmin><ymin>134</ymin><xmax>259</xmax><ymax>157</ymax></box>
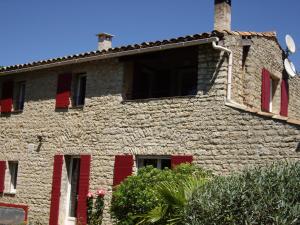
<box><xmin>296</xmin><ymin>142</ymin><xmax>300</xmax><ymax>152</ymax></box>
<box><xmin>199</xmin><ymin>49</ymin><xmax>226</xmax><ymax>95</ymax></box>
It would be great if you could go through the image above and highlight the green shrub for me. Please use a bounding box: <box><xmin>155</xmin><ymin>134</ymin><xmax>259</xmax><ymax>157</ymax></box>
<box><xmin>136</xmin><ymin>176</ymin><xmax>208</xmax><ymax>225</ymax></box>
<box><xmin>111</xmin><ymin>164</ymin><xmax>211</xmax><ymax>225</ymax></box>
<box><xmin>185</xmin><ymin>162</ymin><xmax>300</xmax><ymax>225</ymax></box>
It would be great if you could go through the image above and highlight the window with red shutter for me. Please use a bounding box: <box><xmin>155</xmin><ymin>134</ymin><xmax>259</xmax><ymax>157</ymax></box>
<box><xmin>49</xmin><ymin>155</ymin><xmax>64</xmax><ymax>225</ymax></box>
<box><xmin>77</xmin><ymin>155</ymin><xmax>91</xmax><ymax>225</ymax></box>
<box><xmin>1</xmin><ymin>80</ymin><xmax>14</xmax><ymax>113</ymax></box>
<box><xmin>0</xmin><ymin>161</ymin><xmax>6</xmax><ymax>193</ymax></box>
<box><xmin>113</xmin><ymin>155</ymin><xmax>133</xmax><ymax>186</ymax></box>
<box><xmin>171</xmin><ymin>155</ymin><xmax>193</xmax><ymax>169</ymax></box>
<box><xmin>56</xmin><ymin>73</ymin><xmax>72</xmax><ymax>108</ymax></box>
<box><xmin>261</xmin><ymin>69</ymin><xmax>271</xmax><ymax>112</ymax></box>
<box><xmin>280</xmin><ymin>79</ymin><xmax>289</xmax><ymax>117</ymax></box>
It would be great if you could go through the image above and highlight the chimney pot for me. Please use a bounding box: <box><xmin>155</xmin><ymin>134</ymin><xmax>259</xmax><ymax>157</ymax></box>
<box><xmin>214</xmin><ymin>0</ymin><xmax>232</xmax><ymax>31</ymax></box>
<box><xmin>97</xmin><ymin>33</ymin><xmax>114</xmax><ymax>51</ymax></box>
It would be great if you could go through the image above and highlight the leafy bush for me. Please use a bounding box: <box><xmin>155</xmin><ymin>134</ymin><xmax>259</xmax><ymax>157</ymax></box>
<box><xmin>111</xmin><ymin>164</ymin><xmax>211</xmax><ymax>225</ymax></box>
<box><xmin>185</xmin><ymin>162</ymin><xmax>300</xmax><ymax>225</ymax></box>
<box><xmin>136</xmin><ymin>176</ymin><xmax>208</xmax><ymax>225</ymax></box>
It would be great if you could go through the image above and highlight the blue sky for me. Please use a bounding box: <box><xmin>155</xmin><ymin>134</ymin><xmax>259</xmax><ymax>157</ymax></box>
<box><xmin>0</xmin><ymin>0</ymin><xmax>299</xmax><ymax>71</ymax></box>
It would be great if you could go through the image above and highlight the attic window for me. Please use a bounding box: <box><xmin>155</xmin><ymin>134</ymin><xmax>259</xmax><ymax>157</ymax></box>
<box><xmin>123</xmin><ymin>47</ymin><xmax>198</xmax><ymax>100</ymax></box>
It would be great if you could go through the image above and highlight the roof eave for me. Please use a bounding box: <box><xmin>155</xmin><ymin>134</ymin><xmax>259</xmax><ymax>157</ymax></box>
<box><xmin>0</xmin><ymin>37</ymin><xmax>219</xmax><ymax>76</ymax></box>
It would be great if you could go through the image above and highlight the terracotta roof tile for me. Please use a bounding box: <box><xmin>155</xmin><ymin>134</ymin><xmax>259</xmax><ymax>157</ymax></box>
<box><xmin>0</xmin><ymin>30</ymin><xmax>279</xmax><ymax>74</ymax></box>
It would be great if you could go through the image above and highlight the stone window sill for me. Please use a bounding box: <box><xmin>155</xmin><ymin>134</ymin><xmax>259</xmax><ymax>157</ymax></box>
<box><xmin>122</xmin><ymin>94</ymin><xmax>197</xmax><ymax>103</ymax></box>
<box><xmin>3</xmin><ymin>191</ymin><xmax>16</xmax><ymax>196</ymax></box>
<box><xmin>70</xmin><ymin>105</ymin><xmax>84</xmax><ymax>110</ymax></box>
<box><xmin>12</xmin><ymin>110</ymin><xmax>23</xmax><ymax>114</ymax></box>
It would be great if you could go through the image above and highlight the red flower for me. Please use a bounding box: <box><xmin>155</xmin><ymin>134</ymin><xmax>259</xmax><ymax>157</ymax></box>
<box><xmin>87</xmin><ymin>192</ymin><xmax>94</xmax><ymax>198</ymax></box>
<box><xmin>96</xmin><ymin>189</ymin><xmax>106</xmax><ymax>197</ymax></box>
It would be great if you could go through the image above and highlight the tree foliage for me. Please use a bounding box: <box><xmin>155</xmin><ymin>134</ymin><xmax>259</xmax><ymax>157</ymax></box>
<box><xmin>185</xmin><ymin>162</ymin><xmax>300</xmax><ymax>225</ymax></box>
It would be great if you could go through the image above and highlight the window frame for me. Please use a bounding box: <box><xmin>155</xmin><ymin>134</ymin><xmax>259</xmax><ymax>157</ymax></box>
<box><xmin>5</xmin><ymin>161</ymin><xmax>18</xmax><ymax>194</ymax></box>
<box><xmin>269</xmin><ymin>76</ymin><xmax>280</xmax><ymax>114</ymax></box>
<box><xmin>65</xmin><ymin>156</ymin><xmax>80</xmax><ymax>222</ymax></box>
<box><xmin>136</xmin><ymin>155</ymin><xmax>171</xmax><ymax>170</ymax></box>
<box><xmin>261</xmin><ymin>69</ymin><xmax>281</xmax><ymax>114</ymax></box>
<box><xmin>73</xmin><ymin>74</ymin><xmax>87</xmax><ymax>107</ymax></box>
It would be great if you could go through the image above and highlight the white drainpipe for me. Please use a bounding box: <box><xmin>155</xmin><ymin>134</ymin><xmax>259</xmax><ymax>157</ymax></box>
<box><xmin>212</xmin><ymin>40</ymin><xmax>248</xmax><ymax>111</ymax></box>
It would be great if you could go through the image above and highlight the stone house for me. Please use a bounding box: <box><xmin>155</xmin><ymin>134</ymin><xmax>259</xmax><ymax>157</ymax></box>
<box><xmin>0</xmin><ymin>0</ymin><xmax>299</xmax><ymax>224</ymax></box>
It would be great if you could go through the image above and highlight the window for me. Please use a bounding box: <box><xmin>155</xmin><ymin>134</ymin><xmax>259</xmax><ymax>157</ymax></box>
<box><xmin>73</xmin><ymin>74</ymin><xmax>86</xmax><ymax>106</ymax></box>
<box><xmin>269</xmin><ymin>77</ymin><xmax>279</xmax><ymax>113</ymax></box>
<box><xmin>261</xmin><ymin>69</ymin><xmax>280</xmax><ymax>113</ymax></box>
<box><xmin>123</xmin><ymin>47</ymin><xmax>198</xmax><ymax>100</ymax></box>
<box><xmin>14</xmin><ymin>81</ymin><xmax>26</xmax><ymax>111</ymax></box>
<box><xmin>66</xmin><ymin>157</ymin><xmax>80</xmax><ymax>220</ymax></box>
<box><xmin>137</xmin><ymin>156</ymin><xmax>171</xmax><ymax>170</ymax></box>
<box><xmin>49</xmin><ymin>155</ymin><xmax>91</xmax><ymax>225</ymax></box>
<box><xmin>5</xmin><ymin>161</ymin><xmax>18</xmax><ymax>194</ymax></box>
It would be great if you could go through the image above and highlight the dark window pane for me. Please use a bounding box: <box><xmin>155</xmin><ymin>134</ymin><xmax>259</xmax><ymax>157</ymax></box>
<box><xmin>180</xmin><ymin>69</ymin><xmax>198</xmax><ymax>96</ymax></box>
<box><xmin>161</xmin><ymin>159</ymin><xmax>171</xmax><ymax>169</ymax></box>
<box><xmin>143</xmin><ymin>159</ymin><xmax>158</xmax><ymax>168</ymax></box>
<box><xmin>74</xmin><ymin>76</ymin><xmax>86</xmax><ymax>106</ymax></box>
<box><xmin>69</xmin><ymin>158</ymin><xmax>80</xmax><ymax>217</ymax></box>
<box><xmin>15</xmin><ymin>82</ymin><xmax>26</xmax><ymax>111</ymax></box>
<box><xmin>127</xmin><ymin>47</ymin><xmax>198</xmax><ymax>100</ymax></box>
<box><xmin>78</xmin><ymin>76</ymin><xmax>86</xmax><ymax>105</ymax></box>
<box><xmin>9</xmin><ymin>162</ymin><xmax>18</xmax><ymax>190</ymax></box>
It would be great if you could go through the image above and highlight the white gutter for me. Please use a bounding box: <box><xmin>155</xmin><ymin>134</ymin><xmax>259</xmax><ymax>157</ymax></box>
<box><xmin>212</xmin><ymin>40</ymin><xmax>248</xmax><ymax>110</ymax></box>
<box><xmin>0</xmin><ymin>37</ymin><xmax>219</xmax><ymax>76</ymax></box>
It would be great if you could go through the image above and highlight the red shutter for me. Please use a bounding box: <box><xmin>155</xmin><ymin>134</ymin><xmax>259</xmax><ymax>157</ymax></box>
<box><xmin>113</xmin><ymin>155</ymin><xmax>133</xmax><ymax>186</ymax></box>
<box><xmin>49</xmin><ymin>155</ymin><xmax>64</xmax><ymax>225</ymax></box>
<box><xmin>171</xmin><ymin>155</ymin><xmax>193</xmax><ymax>169</ymax></box>
<box><xmin>0</xmin><ymin>161</ymin><xmax>6</xmax><ymax>193</ymax></box>
<box><xmin>1</xmin><ymin>80</ymin><xmax>14</xmax><ymax>113</ymax></box>
<box><xmin>56</xmin><ymin>73</ymin><xmax>72</xmax><ymax>108</ymax></box>
<box><xmin>77</xmin><ymin>155</ymin><xmax>91</xmax><ymax>225</ymax></box>
<box><xmin>280</xmin><ymin>79</ymin><xmax>289</xmax><ymax>117</ymax></box>
<box><xmin>261</xmin><ymin>69</ymin><xmax>271</xmax><ymax>112</ymax></box>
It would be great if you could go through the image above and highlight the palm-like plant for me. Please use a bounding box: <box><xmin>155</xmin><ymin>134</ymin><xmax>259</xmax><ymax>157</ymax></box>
<box><xmin>136</xmin><ymin>177</ymin><xmax>208</xmax><ymax>225</ymax></box>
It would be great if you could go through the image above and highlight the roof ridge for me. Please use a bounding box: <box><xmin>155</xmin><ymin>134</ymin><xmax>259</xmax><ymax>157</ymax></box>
<box><xmin>216</xmin><ymin>30</ymin><xmax>277</xmax><ymax>37</ymax></box>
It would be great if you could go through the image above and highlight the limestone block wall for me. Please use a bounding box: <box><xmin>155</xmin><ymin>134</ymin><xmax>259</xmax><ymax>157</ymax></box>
<box><xmin>243</xmin><ymin>36</ymin><xmax>284</xmax><ymax>112</ymax></box>
<box><xmin>289</xmin><ymin>77</ymin><xmax>300</xmax><ymax>120</ymax></box>
<box><xmin>0</xmin><ymin>41</ymin><xmax>299</xmax><ymax>225</ymax></box>
<box><xmin>227</xmin><ymin>34</ymin><xmax>300</xmax><ymax>121</ymax></box>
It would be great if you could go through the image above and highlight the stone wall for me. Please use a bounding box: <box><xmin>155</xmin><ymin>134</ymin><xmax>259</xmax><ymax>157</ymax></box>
<box><xmin>289</xmin><ymin>77</ymin><xmax>300</xmax><ymax>120</ymax></box>
<box><xmin>227</xmin><ymin>34</ymin><xmax>300</xmax><ymax>120</ymax></box>
<box><xmin>0</xmin><ymin>37</ymin><xmax>299</xmax><ymax>225</ymax></box>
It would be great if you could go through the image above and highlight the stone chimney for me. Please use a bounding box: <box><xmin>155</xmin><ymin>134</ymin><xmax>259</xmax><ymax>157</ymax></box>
<box><xmin>97</xmin><ymin>33</ymin><xmax>114</xmax><ymax>51</ymax></box>
<box><xmin>214</xmin><ymin>0</ymin><xmax>231</xmax><ymax>31</ymax></box>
